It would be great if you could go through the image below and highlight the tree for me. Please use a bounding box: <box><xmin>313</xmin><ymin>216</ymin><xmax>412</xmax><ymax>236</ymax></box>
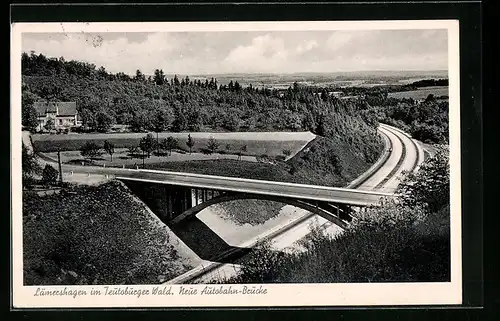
<box><xmin>237</xmin><ymin>144</ymin><xmax>247</xmax><ymax>161</ymax></box>
<box><xmin>97</xmin><ymin>66</ymin><xmax>108</xmax><ymax>79</ymax></box>
<box><xmin>103</xmin><ymin>140</ymin><xmax>115</xmax><ymax>161</ymax></box>
<box><xmin>22</xmin><ymin>91</ymin><xmax>39</xmax><ymax>131</ymax></box>
<box><xmin>44</xmin><ymin>118</ymin><xmax>55</xmax><ymax>132</ymax></box>
<box><xmin>153</xmin><ymin>108</ymin><xmax>172</xmax><ymax>133</ymax></box>
<box><xmin>134</xmin><ymin>69</ymin><xmax>146</xmax><ymax>82</ymax></box>
<box><xmin>225</xmin><ymin>143</ymin><xmax>232</xmax><ymax>152</ymax></box>
<box><xmin>22</xmin><ymin>144</ymin><xmax>41</xmax><ymax>187</ymax></box>
<box><xmin>42</xmin><ymin>164</ymin><xmax>59</xmax><ymax>186</ymax></box>
<box><xmin>165</xmin><ymin>136</ymin><xmax>178</xmax><ymax>155</ymax></box>
<box><xmin>152</xmin><ymin>107</ymin><xmax>172</xmax><ymax>153</ymax></box>
<box><xmin>206</xmin><ymin>137</ymin><xmax>219</xmax><ymax>154</ymax></box>
<box><xmin>223</xmin><ymin>112</ymin><xmax>240</xmax><ymax>131</ymax></box>
<box><xmin>186</xmin><ymin>134</ymin><xmax>195</xmax><ymax>154</ymax></box>
<box><xmin>282</xmin><ymin>149</ymin><xmax>292</xmax><ymax>157</ymax></box>
<box><xmin>397</xmin><ymin>146</ymin><xmax>449</xmax><ymax>213</ymax></box>
<box><xmin>139</xmin><ymin>133</ymin><xmax>156</xmax><ymax>158</ymax></box>
<box><xmin>320</xmin><ymin>89</ymin><xmax>329</xmax><ymax>102</ymax></box>
<box><xmin>153</xmin><ymin>69</ymin><xmax>165</xmax><ymax>85</ymax></box>
<box><xmin>95</xmin><ymin>110</ymin><xmax>114</xmax><ymax>132</ymax></box>
<box><xmin>80</xmin><ymin>141</ymin><xmax>102</xmax><ymax>160</ymax></box>
<box><xmin>172</xmin><ymin>107</ymin><xmax>188</xmax><ymax>132</ymax></box>
<box><xmin>234</xmin><ymin>81</ymin><xmax>241</xmax><ymax>92</ymax></box>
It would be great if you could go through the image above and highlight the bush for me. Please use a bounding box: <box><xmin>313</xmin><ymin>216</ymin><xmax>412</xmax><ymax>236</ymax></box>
<box><xmin>219</xmin><ymin>202</ymin><xmax>449</xmax><ymax>284</ymax></box>
<box><xmin>22</xmin><ymin>144</ymin><xmax>41</xmax><ymax>188</ymax></box>
<box><xmin>206</xmin><ymin>137</ymin><xmax>219</xmax><ymax>154</ymax></box>
<box><xmin>233</xmin><ymin>242</ymin><xmax>288</xmax><ymax>283</ymax></box>
<box><xmin>397</xmin><ymin>146</ymin><xmax>449</xmax><ymax>212</ymax></box>
<box><xmin>275</xmin><ymin>155</ymin><xmax>286</xmax><ymax>162</ymax></box>
<box><xmin>80</xmin><ymin>141</ymin><xmax>102</xmax><ymax>160</ymax></box>
<box><xmin>42</xmin><ymin>164</ymin><xmax>59</xmax><ymax>185</ymax></box>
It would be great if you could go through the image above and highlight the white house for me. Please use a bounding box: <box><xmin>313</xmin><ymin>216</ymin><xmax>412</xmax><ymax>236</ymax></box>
<box><xmin>34</xmin><ymin>101</ymin><xmax>82</xmax><ymax>132</ymax></box>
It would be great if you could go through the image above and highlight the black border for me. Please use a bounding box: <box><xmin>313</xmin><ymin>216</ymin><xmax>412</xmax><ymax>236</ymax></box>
<box><xmin>9</xmin><ymin>1</ymin><xmax>485</xmax><ymax>320</ymax></box>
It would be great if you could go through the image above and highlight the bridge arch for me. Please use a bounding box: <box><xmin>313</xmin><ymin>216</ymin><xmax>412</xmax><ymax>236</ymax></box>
<box><xmin>170</xmin><ymin>192</ymin><xmax>351</xmax><ymax>229</ymax></box>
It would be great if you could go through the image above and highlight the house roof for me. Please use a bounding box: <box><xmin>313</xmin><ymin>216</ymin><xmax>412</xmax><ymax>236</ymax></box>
<box><xmin>33</xmin><ymin>101</ymin><xmax>77</xmax><ymax>117</ymax></box>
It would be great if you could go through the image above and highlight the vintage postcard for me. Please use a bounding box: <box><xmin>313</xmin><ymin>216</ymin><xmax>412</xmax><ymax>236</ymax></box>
<box><xmin>11</xmin><ymin>20</ymin><xmax>461</xmax><ymax>308</ymax></box>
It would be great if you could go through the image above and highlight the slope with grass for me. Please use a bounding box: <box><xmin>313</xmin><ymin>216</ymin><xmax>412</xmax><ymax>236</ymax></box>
<box><xmin>23</xmin><ymin>181</ymin><xmax>200</xmax><ymax>285</ymax></box>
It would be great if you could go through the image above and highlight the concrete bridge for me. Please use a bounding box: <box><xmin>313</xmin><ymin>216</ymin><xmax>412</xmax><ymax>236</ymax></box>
<box><xmin>116</xmin><ymin>172</ymin><xmax>391</xmax><ymax>228</ymax></box>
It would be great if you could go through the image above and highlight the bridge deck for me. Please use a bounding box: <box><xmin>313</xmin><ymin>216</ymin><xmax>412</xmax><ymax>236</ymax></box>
<box><xmin>62</xmin><ymin>165</ymin><xmax>391</xmax><ymax>207</ymax></box>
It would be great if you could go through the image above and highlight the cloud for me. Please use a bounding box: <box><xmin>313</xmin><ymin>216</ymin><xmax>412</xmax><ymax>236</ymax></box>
<box><xmin>296</xmin><ymin>40</ymin><xmax>318</xmax><ymax>54</ymax></box>
<box><xmin>325</xmin><ymin>31</ymin><xmax>357</xmax><ymax>52</ymax></box>
<box><xmin>223</xmin><ymin>34</ymin><xmax>289</xmax><ymax>73</ymax></box>
<box><xmin>21</xmin><ymin>29</ymin><xmax>448</xmax><ymax>75</ymax></box>
<box><xmin>22</xmin><ymin>33</ymin><xmax>178</xmax><ymax>75</ymax></box>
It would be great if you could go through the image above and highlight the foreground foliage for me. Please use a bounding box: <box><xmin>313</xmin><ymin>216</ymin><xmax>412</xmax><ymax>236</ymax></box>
<box><xmin>217</xmin><ymin>150</ymin><xmax>450</xmax><ymax>283</ymax></box>
<box><xmin>23</xmin><ymin>181</ymin><xmax>190</xmax><ymax>285</ymax></box>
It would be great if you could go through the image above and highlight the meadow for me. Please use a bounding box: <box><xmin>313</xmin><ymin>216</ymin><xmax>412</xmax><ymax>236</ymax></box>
<box><xmin>31</xmin><ymin>132</ymin><xmax>314</xmax><ymax>157</ymax></box>
<box><xmin>387</xmin><ymin>86</ymin><xmax>449</xmax><ymax>100</ymax></box>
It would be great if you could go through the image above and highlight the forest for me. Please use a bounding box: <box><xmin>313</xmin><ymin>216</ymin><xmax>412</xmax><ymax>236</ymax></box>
<box><xmin>22</xmin><ymin>53</ymin><xmax>386</xmax><ymax>185</ymax></box>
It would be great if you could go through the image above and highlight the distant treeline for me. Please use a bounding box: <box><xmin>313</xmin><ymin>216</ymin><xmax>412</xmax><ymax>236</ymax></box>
<box><xmin>404</xmin><ymin>78</ymin><xmax>448</xmax><ymax>88</ymax></box>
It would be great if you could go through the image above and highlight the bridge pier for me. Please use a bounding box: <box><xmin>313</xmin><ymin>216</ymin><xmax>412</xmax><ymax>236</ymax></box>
<box><xmin>338</xmin><ymin>204</ymin><xmax>352</xmax><ymax>222</ymax></box>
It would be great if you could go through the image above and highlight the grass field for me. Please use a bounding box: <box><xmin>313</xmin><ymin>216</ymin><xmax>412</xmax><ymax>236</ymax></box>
<box><xmin>388</xmin><ymin>86</ymin><xmax>449</xmax><ymax>100</ymax></box>
<box><xmin>43</xmin><ymin>148</ymin><xmax>259</xmax><ymax>167</ymax></box>
<box><xmin>210</xmin><ymin>200</ymin><xmax>287</xmax><ymax>226</ymax></box>
<box><xmin>23</xmin><ymin>181</ymin><xmax>198</xmax><ymax>285</ymax></box>
<box><xmin>31</xmin><ymin>132</ymin><xmax>313</xmax><ymax>157</ymax></box>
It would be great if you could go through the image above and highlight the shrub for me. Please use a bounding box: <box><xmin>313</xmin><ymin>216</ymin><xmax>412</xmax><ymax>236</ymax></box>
<box><xmin>42</xmin><ymin>164</ymin><xmax>59</xmax><ymax>185</ymax></box>
<box><xmin>234</xmin><ymin>241</ymin><xmax>288</xmax><ymax>283</ymax></box>
<box><xmin>127</xmin><ymin>146</ymin><xmax>141</xmax><ymax>157</ymax></box>
<box><xmin>22</xmin><ymin>144</ymin><xmax>41</xmax><ymax>188</ymax></box>
<box><xmin>275</xmin><ymin>155</ymin><xmax>286</xmax><ymax>162</ymax></box>
<box><xmin>80</xmin><ymin>141</ymin><xmax>102</xmax><ymax>160</ymax></box>
<box><xmin>397</xmin><ymin>146</ymin><xmax>449</xmax><ymax>212</ymax></box>
<box><xmin>206</xmin><ymin>137</ymin><xmax>219</xmax><ymax>154</ymax></box>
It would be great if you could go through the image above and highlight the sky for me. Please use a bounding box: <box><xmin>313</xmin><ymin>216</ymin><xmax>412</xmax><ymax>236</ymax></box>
<box><xmin>21</xmin><ymin>29</ymin><xmax>448</xmax><ymax>75</ymax></box>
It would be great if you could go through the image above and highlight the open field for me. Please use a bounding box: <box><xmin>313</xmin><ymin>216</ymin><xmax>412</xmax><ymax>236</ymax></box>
<box><xmin>22</xmin><ymin>181</ymin><xmax>200</xmax><ymax>285</ymax></box>
<box><xmin>31</xmin><ymin>132</ymin><xmax>314</xmax><ymax>156</ymax></box>
<box><xmin>388</xmin><ymin>86</ymin><xmax>449</xmax><ymax>100</ymax></box>
<box><xmin>43</xmin><ymin>148</ymin><xmax>259</xmax><ymax>167</ymax></box>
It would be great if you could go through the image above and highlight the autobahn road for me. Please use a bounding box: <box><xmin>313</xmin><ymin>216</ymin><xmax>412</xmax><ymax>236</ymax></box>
<box><xmin>173</xmin><ymin>124</ymin><xmax>424</xmax><ymax>284</ymax></box>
